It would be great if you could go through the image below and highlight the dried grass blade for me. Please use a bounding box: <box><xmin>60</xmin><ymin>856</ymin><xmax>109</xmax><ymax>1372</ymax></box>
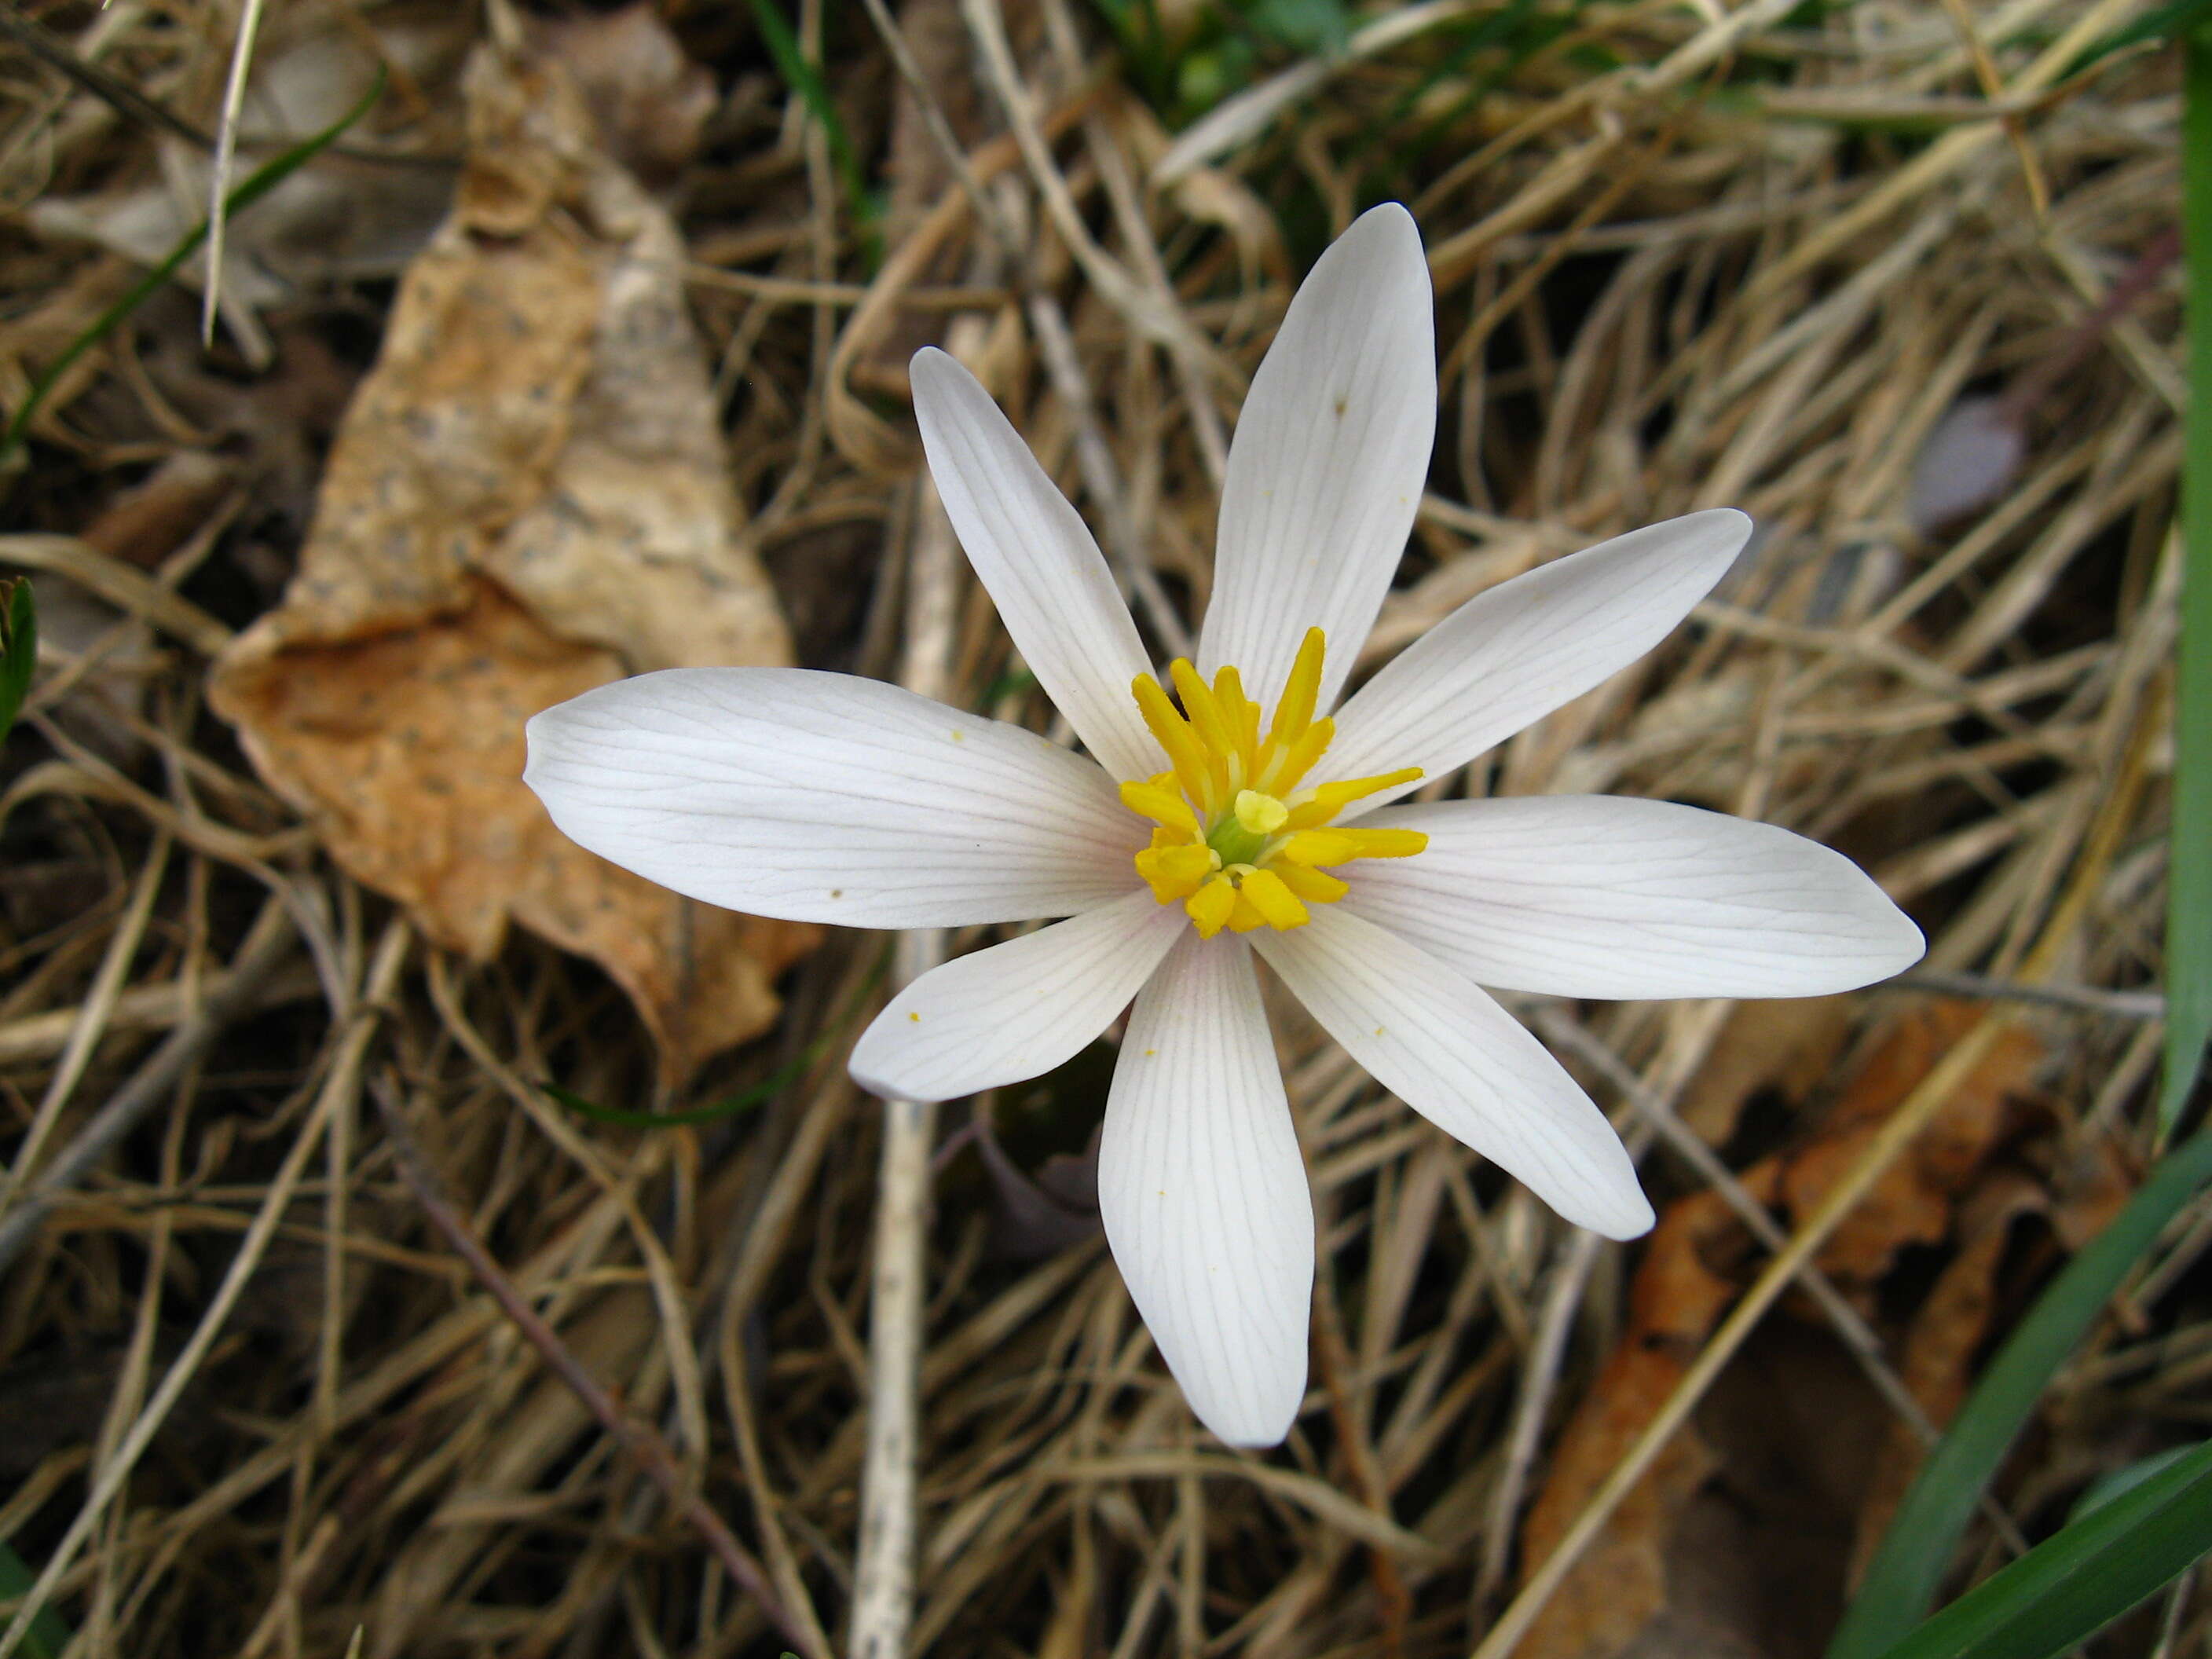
<box><xmin>368</xmin><ymin>1075</ymin><xmax>823</xmax><ymax>1657</ymax></box>
<box><xmin>0</xmin><ymin>921</ymin><xmax>405</xmax><ymax>1659</ymax></box>
<box><xmin>0</xmin><ymin>68</ymin><xmax>385</xmax><ymax>466</ymax></box>
<box><xmin>200</xmin><ymin>0</ymin><xmax>269</xmax><ymax>347</ymax></box>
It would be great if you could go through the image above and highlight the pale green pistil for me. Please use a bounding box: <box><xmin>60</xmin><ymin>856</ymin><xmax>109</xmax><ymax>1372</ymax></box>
<box><xmin>1205</xmin><ymin>788</ymin><xmax>1290</xmax><ymax>869</ymax></box>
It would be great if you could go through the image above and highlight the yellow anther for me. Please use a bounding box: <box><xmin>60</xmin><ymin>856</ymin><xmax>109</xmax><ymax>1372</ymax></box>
<box><xmin>1284</xmin><ymin>766</ymin><xmax>1425</xmax><ymax>829</ymax></box>
<box><xmin>1281</xmin><ymin>829</ymin><xmax>1360</xmax><ymax>866</ymax></box>
<box><xmin>1186</xmin><ymin>875</ymin><xmax>1237</xmax><ymax>938</ymax></box>
<box><xmin>1136</xmin><ymin>843</ymin><xmax>1220</xmax><ymax>889</ymax></box>
<box><xmin>1266</xmin><ymin>628</ymin><xmax>1327</xmax><ymax>752</ymax></box>
<box><xmin>1167</xmin><ymin>660</ymin><xmax>1236</xmax><ymax>801</ymax></box>
<box><xmin>1283</xmin><ymin>826</ymin><xmax>1429</xmax><ymax>866</ymax></box>
<box><xmin>1133</xmin><ymin>673</ymin><xmax>1214</xmax><ymax>808</ymax></box>
<box><xmin>1213</xmin><ymin>665</ymin><xmax>1261</xmax><ymax>762</ymax></box>
<box><xmin>1275</xmin><ymin>863</ymin><xmax>1350</xmax><ymax>904</ymax></box>
<box><xmin>1268</xmin><ymin>717</ymin><xmax>1336</xmax><ymax>796</ymax></box>
<box><xmin>1236</xmin><ymin>867</ymin><xmax>1309</xmax><ymax>930</ymax></box>
<box><xmin>1119</xmin><ymin>780</ymin><xmax>1199</xmax><ymax>835</ymax></box>
<box><xmin>1121</xmin><ymin>630</ymin><xmax>1425</xmax><ymax>937</ymax></box>
<box><xmin>1234</xmin><ymin>789</ymin><xmax>1289</xmax><ymax>836</ymax></box>
<box><xmin>1341</xmin><ymin>828</ymin><xmax>1428</xmax><ymax>859</ymax></box>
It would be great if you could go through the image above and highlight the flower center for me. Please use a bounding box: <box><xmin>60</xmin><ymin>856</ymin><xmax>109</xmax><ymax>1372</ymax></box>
<box><xmin>1119</xmin><ymin>627</ymin><xmax>1427</xmax><ymax>939</ymax></box>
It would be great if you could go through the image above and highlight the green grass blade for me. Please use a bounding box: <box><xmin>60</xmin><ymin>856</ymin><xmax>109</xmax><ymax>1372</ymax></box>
<box><xmin>0</xmin><ymin>1540</ymin><xmax>71</xmax><ymax>1659</ymax></box>
<box><xmin>744</xmin><ymin>0</ymin><xmax>873</xmax><ymax>233</ymax></box>
<box><xmin>2168</xmin><ymin>18</ymin><xmax>2212</xmax><ymax>1128</ymax></box>
<box><xmin>2064</xmin><ymin>0</ymin><xmax>2212</xmax><ymax>77</ymax></box>
<box><xmin>1828</xmin><ymin>1129</ymin><xmax>2212</xmax><ymax>1658</ymax></box>
<box><xmin>0</xmin><ymin>579</ymin><xmax>34</xmax><ymax>738</ymax></box>
<box><xmin>1869</xmin><ymin>1439</ymin><xmax>2212</xmax><ymax>1659</ymax></box>
<box><xmin>0</xmin><ymin>68</ymin><xmax>386</xmax><ymax>465</ymax></box>
<box><xmin>540</xmin><ymin>1070</ymin><xmax>789</xmax><ymax>1130</ymax></box>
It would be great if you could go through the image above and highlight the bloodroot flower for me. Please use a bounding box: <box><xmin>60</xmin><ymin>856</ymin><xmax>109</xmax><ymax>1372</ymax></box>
<box><xmin>524</xmin><ymin>204</ymin><xmax>1923</xmax><ymax>1447</ymax></box>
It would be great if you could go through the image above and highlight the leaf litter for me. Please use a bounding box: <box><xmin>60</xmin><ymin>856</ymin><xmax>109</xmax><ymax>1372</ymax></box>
<box><xmin>208</xmin><ymin>31</ymin><xmax>813</xmax><ymax>1086</ymax></box>
<box><xmin>0</xmin><ymin>0</ymin><xmax>2196</xmax><ymax>1654</ymax></box>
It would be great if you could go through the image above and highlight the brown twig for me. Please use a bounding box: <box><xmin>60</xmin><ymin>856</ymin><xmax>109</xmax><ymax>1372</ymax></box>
<box><xmin>367</xmin><ymin>1075</ymin><xmax>822</xmax><ymax>1659</ymax></box>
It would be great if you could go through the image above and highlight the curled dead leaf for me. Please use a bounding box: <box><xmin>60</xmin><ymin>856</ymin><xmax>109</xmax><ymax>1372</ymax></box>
<box><xmin>211</xmin><ymin>36</ymin><xmax>814</xmax><ymax>1083</ymax></box>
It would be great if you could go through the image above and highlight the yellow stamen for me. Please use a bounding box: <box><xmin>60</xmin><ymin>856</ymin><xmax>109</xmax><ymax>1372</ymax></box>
<box><xmin>1282</xmin><ymin>826</ymin><xmax>1429</xmax><ymax>865</ymax></box>
<box><xmin>1267</xmin><ymin>628</ymin><xmax>1327</xmax><ymax>751</ymax></box>
<box><xmin>1187</xmin><ymin>875</ymin><xmax>1236</xmax><ymax>938</ymax></box>
<box><xmin>1283</xmin><ymin>766</ymin><xmax>1426</xmax><ymax>830</ymax></box>
<box><xmin>1268</xmin><ymin>717</ymin><xmax>1337</xmax><ymax>797</ymax></box>
<box><xmin>1214</xmin><ymin>665</ymin><xmax>1261</xmax><ymax>764</ymax></box>
<box><xmin>1119</xmin><ymin>780</ymin><xmax>1199</xmax><ymax>835</ymax></box>
<box><xmin>1118</xmin><ymin>628</ymin><xmax>1428</xmax><ymax>937</ymax></box>
<box><xmin>1340</xmin><ymin>828</ymin><xmax>1428</xmax><ymax>859</ymax></box>
<box><xmin>1168</xmin><ymin>659</ymin><xmax>1236</xmax><ymax>803</ymax></box>
<box><xmin>1274</xmin><ymin>864</ymin><xmax>1350</xmax><ymax>904</ymax></box>
<box><xmin>1133</xmin><ymin>674</ymin><xmax>1213</xmax><ymax>809</ymax></box>
<box><xmin>1236</xmin><ymin>867</ymin><xmax>1309</xmax><ymax>929</ymax></box>
<box><xmin>1280</xmin><ymin>829</ymin><xmax>1360</xmax><ymax>866</ymax></box>
<box><xmin>1135</xmin><ymin>842</ymin><xmax>1221</xmax><ymax>891</ymax></box>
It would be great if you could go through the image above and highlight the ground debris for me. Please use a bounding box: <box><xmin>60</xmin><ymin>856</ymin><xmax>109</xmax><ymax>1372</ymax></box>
<box><xmin>1516</xmin><ymin>1003</ymin><xmax>2049</xmax><ymax>1659</ymax></box>
<box><xmin>209</xmin><ymin>34</ymin><xmax>812</xmax><ymax>1082</ymax></box>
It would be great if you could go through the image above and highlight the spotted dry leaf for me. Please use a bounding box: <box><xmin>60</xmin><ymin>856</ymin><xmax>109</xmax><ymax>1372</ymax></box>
<box><xmin>211</xmin><ymin>36</ymin><xmax>813</xmax><ymax>1082</ymax></box>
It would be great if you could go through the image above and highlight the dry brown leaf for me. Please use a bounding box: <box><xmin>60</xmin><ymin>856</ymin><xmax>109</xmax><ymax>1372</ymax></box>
<box><xmin>1677</xmin><ymin>994</ymin><xmax>1858</xmax><ymax>1147</ymax></box>
<box><xmin>1515</xmin><ymin>1188</ymin><xmax>1746</xmax><ymax>1657</ymax></box>
<box><xmin>528</xmin><ymin>5</ymin><xmax>716</xmax><ymax>188</ymax></box>
<box><xmin>1848</xmin><ymin>1174</ymin><xmax>2045</xmax><ymax>1585</ymax></box>
<box><xmin>1514</xmin><ymin>1003</ymin><xmax>2047</xmax><ymax>1659</ymax></box>
<box><xmin>1793</xmin><ymin>1003</ymin><xmax>2044</xmax><ymax>1290</ymax></box>
<box><xmin>211</xmin><ymin>38</ymin><xmax>814</xmax><ymax>1082</ymax></box>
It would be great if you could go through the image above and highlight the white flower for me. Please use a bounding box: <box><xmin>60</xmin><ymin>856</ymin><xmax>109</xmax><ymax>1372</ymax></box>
<box><xmin>523</xmin><ymin>203</ymin><xmax>1924</xmax><ymax>1448</ymax></box>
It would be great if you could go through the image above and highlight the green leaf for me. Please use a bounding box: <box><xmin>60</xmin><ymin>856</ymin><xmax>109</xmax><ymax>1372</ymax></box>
<box><xmin>0</xmin><ymin>69</ymin><xmax>387</xmax><ymax>465</ymax></box>
<box><xmin>0</xmin><ymin>578</ymin><xmax>34</xmax><ymax>738</ymax></box>
<box><xmin>0</xmin><ymin>1539</ymin><xmax>73</xmax><ymax>1659</ymax></box>
<box><xmin>2064</xmin><ymin>0</ymin><xmax>2212</xmax><ymax>77</ymax></box>
<box><xmin>2166</xmin><ymin>20</ymin><xmax>2212</xmax><ymax>1128</ymax></box>
<box><xmin>1828</xmin><ymin>1128</ymin><xmax>2212</xmax><ymax>1658</ymax></box>
<box><xmin>1247</xmin><ymin>0</ymin><xmax>1350</xmax><ymax>55</ymax></box>
<box><xmin>2070</xmin><ymin>1444</ymin><xmax>2201</xmax><ymax>1523</ymax></box>
<box><xmin>1869</xmin><ymin>1439</ymin><xmax>2212</xmax><ymax>1659</ymax></box>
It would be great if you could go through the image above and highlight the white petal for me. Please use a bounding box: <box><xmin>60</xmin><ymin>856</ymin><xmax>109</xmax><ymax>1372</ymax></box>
<box><xmin>1254</xmin><ymin>908</ymin><xmax>1651</xmax><ymax>1240</ymax></box>
<box><xmin>911</xmin><ymin>349</ymin><xmax>1159</xmax><ymax>782</ymax></box>
<box><xmin>1343</xmin><ymin>796</ymin><xmax>1925</xmax><ymax>999</ymax></box>
<box><xmin>849</xmin><ymin>892</ymin><xmax>1185</xmax><ymax>1102</ymax></box>
<box><xmin>1197</xmin><ymin>203</ymin><xmax>1436</xmax><ymax>716</ymax></box>
<box><xmin>1323</xmin><ymin>511</ymin><xmax>1752</xmax><ymax>809</ymax></box>
<box><xmin>1099</xmin><ymin>934</ymin><xmax>1313</xmax><ymax>1446</ymax></box>
<box><xmin>525</xmin><ymin>668</ymin><xmax>1144</xmax><ymax>928</ymax></box>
